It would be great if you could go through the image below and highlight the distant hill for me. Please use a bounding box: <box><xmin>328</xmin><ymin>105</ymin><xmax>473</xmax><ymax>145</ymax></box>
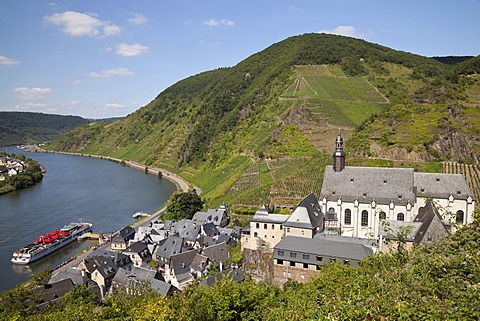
<box><xmin>46</xmin><ymin>33</ymin><xmax>480</xmax><ymax>209</ymax></box>
<box><xmin>432</xmin><ymin>55</ymin><xmax>475</xmax><ymax>65</ymax></box>
<box><xmin>0</xmin><ymin>112</ymin><xmax>89</xmax><ymax>146</ymax></box>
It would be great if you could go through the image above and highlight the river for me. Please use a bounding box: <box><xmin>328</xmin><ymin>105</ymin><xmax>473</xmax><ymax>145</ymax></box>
<box><xmin>0</xmin><ymin>149</ymin><xmax>176</xmax><ymax>293</ymax></box>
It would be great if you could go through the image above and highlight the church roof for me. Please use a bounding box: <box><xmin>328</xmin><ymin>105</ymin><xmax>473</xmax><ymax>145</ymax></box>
<box><xmin>321</xmin><ymin>166</ymin><xmax>416</xmax><ymax>205</ymax></box>
<box><xmin>414</xmin><ymin>172</ymin><xmax>475</xmax><ymax>201</ymax></box>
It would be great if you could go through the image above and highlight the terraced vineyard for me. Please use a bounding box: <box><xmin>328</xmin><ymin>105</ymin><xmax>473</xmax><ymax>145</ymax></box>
<box><xmin>280</xmin><ymin>65</ymin><xmax>389</xmax><ymax>154</ymax></box>
<box><xmin>443</xmin><ymin>161</ymin><xmax>480</xmax><ymax>202</ymax></box>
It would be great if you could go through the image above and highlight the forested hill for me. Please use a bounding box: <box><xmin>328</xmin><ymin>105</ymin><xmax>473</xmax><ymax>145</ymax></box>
<box><xmin>47</xmin><ymin>33</ymin><xmax>480</xmax><ymax>209</ymax></box>
<box><xmin>0</xmin><ymin>112</ymin><xmax>89</xmax><ymax>146</ymax></box>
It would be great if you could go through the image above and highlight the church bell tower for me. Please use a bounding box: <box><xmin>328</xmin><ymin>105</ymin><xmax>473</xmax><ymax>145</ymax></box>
<box><xmin>332</xmin><ymin>131</ymin><xmax>345</xmax><ymax>172</ymax></box>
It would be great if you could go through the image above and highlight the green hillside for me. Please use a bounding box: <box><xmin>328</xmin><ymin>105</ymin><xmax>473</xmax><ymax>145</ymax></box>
<box><xmin>0</xmin><ymin>112</ymin><xmax>88</xmax><ymax>146</ymax></box>
<box><xmin>46</xmin><ymin>33</ymin><xmax>480</xmax><ymax>209</ymax></box>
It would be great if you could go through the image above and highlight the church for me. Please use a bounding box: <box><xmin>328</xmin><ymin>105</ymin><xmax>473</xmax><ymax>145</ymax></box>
<box><xmin>320</xmin><ymin>132</ymin><xmax>476</xmax><ymax>239</ymax></box>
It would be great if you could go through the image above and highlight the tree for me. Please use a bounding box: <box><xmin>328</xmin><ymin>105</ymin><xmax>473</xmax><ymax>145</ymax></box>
<box><xmin>164</xmin><ymin>191</ymin><xmax>204</xmax><ymax>221</ymax></box>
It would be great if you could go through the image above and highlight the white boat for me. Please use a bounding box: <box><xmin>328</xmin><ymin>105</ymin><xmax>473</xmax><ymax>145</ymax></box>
<box><xmin>11</xmin><ymin>222</ymin><xmax>93</xmax><ymax>265</ymax></box>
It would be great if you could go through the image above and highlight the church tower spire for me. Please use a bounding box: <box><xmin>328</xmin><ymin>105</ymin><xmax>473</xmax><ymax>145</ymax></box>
<box><xmin>333</xmin><ymin>131</ymin><xmax>345</xmax><ymax>172</ymax></box>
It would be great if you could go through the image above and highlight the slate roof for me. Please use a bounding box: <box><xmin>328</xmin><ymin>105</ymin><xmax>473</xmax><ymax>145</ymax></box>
<box><xmin>93</xmin><ymin>258</ymin><xmax>118</xmax><ymax>279</ymax></box>
<box><xmin>32</xmin><ymin>279</ymin><xmax>75</xmax><ymax>304</ymax></box>
<box><xmin>193</xmin><ymin>208</ymin><xmax>228</xmax><ymax>226</ymax></box>
<box><xmin>274</xmin><ymin>236</ymin><xmax>373</xmax><ymax>262</ymax></box>
<box><xmin>202</xmin><ymin>222</ymin><xmax>220</xmax><ymax>237</ymax></box>
<box><xmin>170</xmin><ymin>219</ymin><xmax>201</xmax><ymax>242</ymax></box>
<box><xmin>88</xmin><ymin>249</ymin><xmax>130</xmax><ymax>267</ymax></box>
<box><xmin>413</xmin><ymin>201</ymin><xmax>450</xmax><ymax>243</ymax></box>
<box><xmin>124</xmin><ymin>241</ymin><xmax>150</xmax><ymax>255</ymax></box>
<box><xmin>49</xmin><ymin>269</ymin><xmax>89</xmax><ymax>286</ymax></box>
<box><xmin>190</xmin><ymin>253</ymin><xmax>209</xmax><ymax>273</ymax></box>
<box><xmin>118</xmin><ymin>226</ymin><xmax>135</xmax><ymax>240</ymax></box>
<box><xmin>284</xmin><ymin>193</ymin><xmax>323</xmax><ymax>229</ymax></box>
<box><xmin>414</xmin><ymin>172</ymin><xmax>475</xmax><ymax>200</ymax></box>
<box><xmin>170</xmin><ymin>249</ymin><xmax>199</xmax><ymax>279</ymax></box>
<box><xmin>203</xmin><ymin>243</ymin><xmax>229</xmax><ymax>263</ymax></box>
<box><xmin>155</xmin><ymin>236</ymin><xmax>187</xmax><ymax>261</ymax></box>
<box><xmin>321</xmin><ymin>166</ymin><xmax>416</xmax><ymax>205</ymax></box>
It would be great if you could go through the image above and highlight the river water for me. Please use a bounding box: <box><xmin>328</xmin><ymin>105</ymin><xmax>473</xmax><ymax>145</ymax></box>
<box><xmin>0</xmin><ymin>149</ymin><xmax>176</xmax><ymax>293</ymax></box>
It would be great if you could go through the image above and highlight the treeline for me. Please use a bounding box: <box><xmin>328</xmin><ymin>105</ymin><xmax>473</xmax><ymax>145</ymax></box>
<box><xmin>0</xmin><ymin>112</ymin><xmax>88</xmax><ymax>146</ymax></box>
<box><xmin>2</xmin><ymin>210</ymin><xmax>479</xmax><ymax>320</ymax></box>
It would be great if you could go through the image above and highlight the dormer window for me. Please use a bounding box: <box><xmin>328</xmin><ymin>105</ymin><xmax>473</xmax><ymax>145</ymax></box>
<box><xmin>350</xmin><ymin>177</ymin><xmax>354</xmax><ymax>182</ymax></box>
<box><xmin>421</xmin><ymin>187</ymin><xmax>425</xmax><ymax>192</ymax></box>
<box><xmin>363</xmin><ymin>192</ymin><xmax>367</xmax><ymax>197</ymax></box>
<box><xmin>436</xmin><ymin>177</ymin><xmax>440</xmax><ymax>182</ymax></box>
<box><xmin>398</xmin><ymin>194</ymin><xmax>402</xmax><ymax>199</ymax></box>
<box><xmin>332</xmin><ymin>190</ymin><xmax>336</xmax><ymax>195</ymax></box>
<box><xmin>457</xmin><ymin>190</ymin><xmax>461</xmax><ymax>195</ymax></box>
<box><xmin>383</xmin><ymin>179</ymin><xmax>387</xmax><ymax>184</ymax></box>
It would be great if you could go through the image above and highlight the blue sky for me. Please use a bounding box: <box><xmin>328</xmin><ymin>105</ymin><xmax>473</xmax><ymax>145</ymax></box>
<box><xmin>0</xmin><ymin>1</ymin><xmax>479</xmax><ymax>119</ymax></box>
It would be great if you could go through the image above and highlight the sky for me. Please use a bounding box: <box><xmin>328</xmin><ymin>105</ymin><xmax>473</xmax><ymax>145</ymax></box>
<box><xmin>0</xmin><ymin>1</ymin><xmax>479</xmax><ymax>119</ymax></box>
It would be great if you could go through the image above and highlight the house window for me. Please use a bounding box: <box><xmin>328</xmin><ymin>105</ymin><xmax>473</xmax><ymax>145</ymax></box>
<box><xmin>361</xmin><ymin>210</ymin><xmax>368</xmax><ymax>226</ymax></box>
<box><xmin>344</xmin><ymin>209</ymin><xmax>352</xmax><ymax>225</ymax></box>
<box><xmin>456</xmin><ymin>210</ymin><xmax>464</xmax><ymax>224</ymax></box>
<box><xmin>278</xmin><ymin>250</ymin><xmax>284</xmax><ymax>256</ymax></box>
<box><xmin>397</xmin><ymin>213</ymin><xmax>404</xmax><ymax>221</ymax></box>
<box><xmin>316</xmin><ymin>256</ymin><xmax>323</xmax><ymax>262</ymax></box>
<box><xmin>316</xmin><ymin>265</ymin><xmax>321</xmax><ymax>271</ymax></box>
<box><xmin>287</xmin><ymin>227</ymin><xmax>290</xmax><ymax>233</ymax></box>
<box><xmin>256</xmin><ymin>223</ymin><xmax>259</xmax><ymax>229</ymax></box>
<box><xmin>290</xmin><ymin>252</ymin><xmax>297</xmax><ymax>258</ymax></box>
<box><xmin>272</xmin><ymin>224</ymin><xmax>275</xmax><ymax>229</ymax></box>
<box><xmin>379</xmin><ymin>211</ymin><xmax>386</xmax><ymax>220</ymax></box>
<box><xmin>303</xmin><ymin>254</ymin><xmax>309</xmax><ymax>260</ymax></box>
<box><xmin>264</xmin><ymin>223</ymin><xmax>267</xmax><ymax>229</ymax></box>
<box><xmin>277</xmin><ymin>259</ymin><xmax>283</xmax><ymax>265</ymax></box>
<box><xmin>254</xmin><ymin>232</ymin><xmax>258</xmax><ymax>237</ymax></box>
<box><xmin>289</xmin><ymin>261</ymin><xmax>295</xmax><ymax>267</ymax></box>
<box><xmin>303</xmin><ymin>263</ymin><xmax>308</xmax><ymax>269</ymax></box>
<box><xmin>280</xmin><ymin>225</ymin><xmax>283</xmax><ymax>230</ymax></box>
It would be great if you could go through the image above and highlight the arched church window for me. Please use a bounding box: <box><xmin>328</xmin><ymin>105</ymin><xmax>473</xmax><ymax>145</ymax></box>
<box><xmin>361</xmin><ymin>210</ymin><xmax>368</xmax><ymax>226</ymax></box>
<box><xmin>456</xmin><ymin>210</ymin><xmax>464</xmax><ymax>224</ymax></box>
<box><xmin>379</xmin><ymin>211</ymin><xmax>386</xmax><ymax>220</ymax></box>
<box><xmin>397</xmin><ymin>213</ymin><xmax>404</xmax><ymax>221</ymax></box>
<box><xmin>344</xmin><ymin>209</ymin><xmax>351</xmax><ymax>225</ymax></box>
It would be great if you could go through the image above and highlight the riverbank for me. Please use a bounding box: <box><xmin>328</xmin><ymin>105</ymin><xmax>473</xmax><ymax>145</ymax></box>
<box><xmin>28</xmin><ymin>147</ymin><xmax>198</xmax><ymax>194</ymax></box>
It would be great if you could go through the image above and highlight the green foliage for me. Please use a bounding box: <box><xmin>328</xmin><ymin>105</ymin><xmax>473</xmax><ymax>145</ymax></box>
<box><xmin>164</xmin><ymin>191</ymin><xmax>204</xmax><ymax>221</ymax></box>
<box><xmin>0</xmin><ymin>112</ymin><xmax>88</xmax><ymax>146</ymax></box>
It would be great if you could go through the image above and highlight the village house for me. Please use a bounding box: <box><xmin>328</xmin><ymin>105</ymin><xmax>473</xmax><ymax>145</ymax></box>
<box><xmin>272</xmin><ymin>236</ymin><xmax>373</xmax><ymax>285</ymax></box>
<box><xmin>193</xmin><ymin>204</ymin><xmax>230</xmax><ymax>228</ymax></box>
<box><xmin>123</xmin><ymin>241</ymin><xmax>151</xmax><ymax>267</ymax></box>
<box><xmin>111</xmin><ymin>226</ymin><xmax>135</xmax><ymax>251</ymax></box>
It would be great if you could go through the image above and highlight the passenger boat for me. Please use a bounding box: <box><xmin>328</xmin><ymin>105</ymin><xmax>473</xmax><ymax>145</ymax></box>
<box><xmin>11</xmin><ymin>222</ymin><xmax>93</xmax><ymax>264</ymax></box>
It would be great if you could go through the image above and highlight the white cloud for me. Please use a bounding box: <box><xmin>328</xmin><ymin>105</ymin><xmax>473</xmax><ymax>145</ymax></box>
<box><xmin>129</xmin><ymin>13</ymin><xmax>148</xmax><ymax>25</ymax></box>
<box><xmin>44</xmin><ymin>11</ymin><xmax>121</xmax><ymax>37</ymax></box>
<box><xmin>105</xmin><ymin>103</ymin><xmax>124</xmax><ymax>109</ymax></box>
<box><xmin>103</xmin><ymin>23</ymin><xmax>122</xmax><ymax>36</ymax></box>
<box><xmin>202</xmin><ymin>19</ymin><xmax>235</xmax><ymax>27</ymax></box>
<box><xmin>0</xmin><ymin>55</ymin><xmax>20</xmax><ymax>65</ymax></box>
<box><xmin>318</xmin><ymin>25</ymin><xmax>369</xmax><ymax>38</ymax></box>
<box><xmin>14</xmin><ymin>87</ymin><xmax>52</xmax><ymax>100</ymax></box>
<box><xmin>114</xmin><ymin>43</ymin><xmax>150</xmax><ymax>57</ymax></box>
<box><xmin>15</xmin><ymin>103</ymin><xmax>55</xmax><ymax>112</ymax></box>
<box><xmin>86</xmin><ymin>67</ymin><xmax>134</xmax><ymax>78</ymax></box>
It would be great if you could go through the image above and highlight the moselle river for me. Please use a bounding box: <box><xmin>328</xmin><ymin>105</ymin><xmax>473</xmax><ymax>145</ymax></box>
<box><xmin>0</xmin><ymin>149</ymin><xmax>176</xmax><ymax>293</ymax></box>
